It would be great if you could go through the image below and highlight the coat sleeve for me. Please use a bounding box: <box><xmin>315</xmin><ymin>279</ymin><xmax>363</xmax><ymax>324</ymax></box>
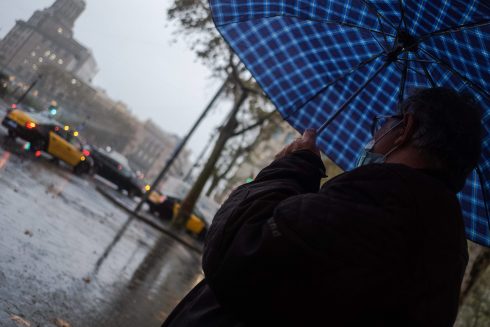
<box><xmin>202</xmin><ymin>150</ymin><xmax>325</xmax><ymax>280</ymax></box>
<box><xmin>202</xmin><ymin>162</ymin><xmax>420</xmax><ymax>323</ymax></box>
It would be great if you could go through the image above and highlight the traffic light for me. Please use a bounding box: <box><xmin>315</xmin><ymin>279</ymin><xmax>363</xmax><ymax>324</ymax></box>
<box><xmin>48</xmin><ymin>105</ymin><xmax>58</xmax><ymax>116</ymax></box>
<box><xmin>48</xmin><ymin>100</ymin><xmax>58</xmax><ymax>116</ymax></box>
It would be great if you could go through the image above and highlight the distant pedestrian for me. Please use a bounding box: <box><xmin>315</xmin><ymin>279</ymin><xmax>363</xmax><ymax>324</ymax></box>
<box><xmin>162</xmin><ymin>88</ymin><xmax>483</xmax><ymax>326</ymax></box>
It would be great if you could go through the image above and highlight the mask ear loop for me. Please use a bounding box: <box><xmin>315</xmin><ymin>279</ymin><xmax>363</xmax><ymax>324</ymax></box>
<box><xmin>372</xmin><ymin>118</ymin><xmax>405</xmax><ymax>156</ymax></box>
<box><xmin>374</xmin><ymin>117</ymin><xmax>405</xmax><ymax>142</ymax></box>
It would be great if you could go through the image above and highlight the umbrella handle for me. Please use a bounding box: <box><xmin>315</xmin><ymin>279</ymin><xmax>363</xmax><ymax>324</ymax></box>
<box><xmin>476</xmin><ymin>166</ymin><xmax>490</xmax><ymax>230</ymax></box>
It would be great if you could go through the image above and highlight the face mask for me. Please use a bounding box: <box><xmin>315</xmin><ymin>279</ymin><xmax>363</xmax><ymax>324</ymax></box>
<box><xmin>356</xmin><ymin>140</ymin><xmax>386</xmax><ymax>167</ymax></box>
<box><xmin>356</xmin><ymin>120</ymin><xmax>403</xmax><ymax>168</ymax></box>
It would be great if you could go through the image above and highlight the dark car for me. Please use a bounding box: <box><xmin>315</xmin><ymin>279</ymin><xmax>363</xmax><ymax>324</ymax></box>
<box><xmin>90</xmin><ymin>147</ymin><xmax>147</xmax><ymax>197</ymax></box>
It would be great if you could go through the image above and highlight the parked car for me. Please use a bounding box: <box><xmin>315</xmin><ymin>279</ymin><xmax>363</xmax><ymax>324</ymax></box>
<box><xmin>90</xmin><ymin>147</ymin><xmax>147</xmax><ymax>197</ymax></box>
<box><xmin>146</xmin><ymin>190</ymin><xmax>209</xmax><ymax>240</ymax></box>
<box><xmin>2</xmin><ymin>107</ymin><xmax>92</xmax><ymax>174</ymax></box>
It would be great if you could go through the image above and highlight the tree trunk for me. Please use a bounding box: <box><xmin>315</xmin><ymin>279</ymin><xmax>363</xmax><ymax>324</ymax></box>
<box><xmin>206</xmin><ymin>171</ymin><xmax>220</xmax><ymax>197</ymax></box>
<box><xmin>205</xmin><ymin>145</ymin><xmax>244</xmax><ymax>197</ymax></box>
<box><xmin>460</xmin><ymin>243</ymin><xmax>490</xmax><ymax>303</ymax></box>
<box><xmin>173</xmin><ymin>90</ymin><xmax>248</xmax><ymax>227</ymax></box>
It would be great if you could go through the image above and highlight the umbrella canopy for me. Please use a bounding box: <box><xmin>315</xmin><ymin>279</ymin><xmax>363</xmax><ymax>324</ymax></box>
<box><xmin>209</xmin><ymin>0</ymin><xmax>490</xmax><ymax>246</ymax></box>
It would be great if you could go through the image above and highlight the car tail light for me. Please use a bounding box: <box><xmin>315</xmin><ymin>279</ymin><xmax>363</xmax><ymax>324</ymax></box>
<box><xmin>82</xmin><ymin>149</ymin><xmax>91</xmax><ymax>156</ymax></box>
<box><xmin>25</xmin><ymin>121</ymin><xmax>36</xmax><ymax>129</ymax></box>
<box><xmin>34</xmin><ymin>150</ymin><xmax>42</xmax><ymax>157</ymax></box>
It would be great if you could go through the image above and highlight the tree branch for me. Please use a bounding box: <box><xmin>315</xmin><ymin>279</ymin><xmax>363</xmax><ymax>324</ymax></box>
<box><xmin>231</xmin><ymin>111</ymin><xmax>276</xmax><ymax>137</ymax></box>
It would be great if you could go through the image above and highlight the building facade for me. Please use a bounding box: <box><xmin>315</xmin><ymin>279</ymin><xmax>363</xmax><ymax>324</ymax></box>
<box><xmin>0</xmin><ymin>0</ymin><xmax>192</xmax><ymax>182</ymax></box>
<box><xmin>123</xmin><ymin>119</ymin><xmax>191</xmax><ymax>181</ymax></box>
<box><xmin>0</xmin><ymin>0</ymin><xmax>98</xmax><ymax>84</ymax></box>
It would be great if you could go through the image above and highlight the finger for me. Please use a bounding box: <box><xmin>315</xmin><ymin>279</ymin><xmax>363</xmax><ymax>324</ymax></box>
<box><xmin>302</xmin><ymin>128</ymin><xmax>317</xmax><ymax>144</ymax></box>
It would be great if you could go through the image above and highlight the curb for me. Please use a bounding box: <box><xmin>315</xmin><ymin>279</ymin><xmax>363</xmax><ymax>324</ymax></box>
<box><xmin>96</xmin><ymin>185</ymin><xmax>203</xmax><ymax>254</ymax></box>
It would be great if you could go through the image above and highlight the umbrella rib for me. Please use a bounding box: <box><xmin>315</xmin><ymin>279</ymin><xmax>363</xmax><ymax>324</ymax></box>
<box><xmin>399</xmin><ymin>59</ymin><xmax>437</xmax><ymax>63</ymax></box>
<box><xmin>294</xmin><ymin>17</ymin><xmax>395</xmax><ymax>36</ymax></box>
<box><xmin>370</xmin><ymin>31</ymin><xmax>388</xmax><ymax>52</ymax></box>
<box><xmin>285</xmin><ymin>51</ymin><xmax>386</xmax><ymax>120</ymax></box>
<box><xmin>360</xmin><ymin>0</ymin><xmax>398</xmax><ymax>32</ymax></box>
<box><xmin>394</xmin><ymin>60</ymin><xmax>429</xmax><ymax>80</ymax></box>
<box><xmin>476</xmin><ymin>166</ymin><xmax>490</xmax><ymax>231</ymax></box>
<box><xmin>397</xmin><ymin>0</ymin><xmax>409</xmax><ymax>31</ymax></box>
<box><xmin>214</xmin><ymin>14</ymin><xmax>394</xmax><ymax>36</ymax></box>
<box><xmin>419</xmin><ymin>48</ymin><xmax>490</xmax><ymax>100</ymax></box>
<box><xmin>398</xmin><ymin>53</ymin><xmax>409</xmax><ymax>103</ymax></box>
<box><xmin>414</xmin><ymin>53</ymin><xmax>437</xmax><ymax>87</ymax></box>
<box><xmin>317</xmin><ymin>61</ymin><xmax>391</xmax><ymax>134</ymax></box>
<box><xmin>417</xmin><ymin>20</ymin><xmax>490</xmax><ymax>43</ymax></box>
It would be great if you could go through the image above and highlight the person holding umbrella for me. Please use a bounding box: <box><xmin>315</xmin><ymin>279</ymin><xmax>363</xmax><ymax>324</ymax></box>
<box><xmin>162</xmin><ymin>87</ymin><xmax>483</xmax><ymax>326</ymax></box>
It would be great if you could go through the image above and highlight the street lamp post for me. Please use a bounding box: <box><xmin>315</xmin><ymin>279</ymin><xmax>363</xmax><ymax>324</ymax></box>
<box><xmin>133</xmin><ymin>76</ymin><xmax>229</xmax><ymax>213</ymax></box>
<box><xmin>17</xmin><ymin>73</ymin><xmax>42</xmax><ymax>105</ymax></box>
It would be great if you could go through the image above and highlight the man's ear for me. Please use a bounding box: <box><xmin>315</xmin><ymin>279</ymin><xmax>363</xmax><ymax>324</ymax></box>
<box><xmin>393</xmin><ymin>113</ymin><xmax>416</xmax><ymax>146</ymax></box>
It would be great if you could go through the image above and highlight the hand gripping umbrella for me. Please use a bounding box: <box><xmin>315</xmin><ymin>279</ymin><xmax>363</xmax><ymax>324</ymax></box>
<box><xmin>209</xmin><ymin>0</ymin><xmax>490</xmax><ymax>246</ymax></box>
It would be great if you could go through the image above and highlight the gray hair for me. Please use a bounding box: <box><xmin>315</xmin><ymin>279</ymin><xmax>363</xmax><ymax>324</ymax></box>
<box><xmin>401</xmin><ymin>88</ymin><xmax>483</xmax><ymax>191</ymax></box>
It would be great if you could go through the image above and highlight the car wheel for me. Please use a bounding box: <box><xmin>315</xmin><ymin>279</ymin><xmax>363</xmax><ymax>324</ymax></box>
<box><xmin>7</xmin><ymin>129</ymin><xmax>16</xmax><ymax>139</ymax></box>
<box><xmin>31</xmin><ymin>139</ymin><xmax>46</xmax><ymax>151</ymax></box>
<box><xmin>127</xmin><ymin>189</ymin><xmax>136</xmax><ymax>198</ymax></box>
<box><xmin>74</xmin><ymin>162</ymin><xmax>90</xmax><ymax>175</ymax></box>
<box><xmin>197</xmin><ymin>231</ymin><xmax>206</xmax><ymax>242</ymax></box>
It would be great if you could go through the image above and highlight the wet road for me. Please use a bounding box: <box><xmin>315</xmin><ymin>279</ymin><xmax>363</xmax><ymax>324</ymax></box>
<box><xmin>0</xmin><ymin>112</ymin><xmax>203</xmax><ymax>327</ymax></box>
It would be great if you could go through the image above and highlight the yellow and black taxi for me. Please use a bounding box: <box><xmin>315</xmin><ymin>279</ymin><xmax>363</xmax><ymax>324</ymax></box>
<box><xmin>146</xmin><ymin>191</ymin><xmax>209</xmax><ymax>240</ymax></box>
<box><xmin>2</xmin><ymin>104</ymin><xmax>42</xmax><ymax>140</ymax></box>
<box><xmin>2</xmin><ymin>106</ymin><xmax>93</xmax><ymax>174</ymax></box>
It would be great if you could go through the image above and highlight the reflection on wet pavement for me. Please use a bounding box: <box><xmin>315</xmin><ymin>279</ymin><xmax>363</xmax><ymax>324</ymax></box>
<box><xmin>0</xmin><ymin>142</ymin><xmax>203</xmax><ymax>327</ymax></box>
<box><xmin>0</xmin><ymin>151</ymin><xmax>10</xmax><ymax>170</ymax></box>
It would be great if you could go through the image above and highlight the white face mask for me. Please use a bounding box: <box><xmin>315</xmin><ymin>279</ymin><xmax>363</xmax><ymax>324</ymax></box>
<box><xmin>356</xmin><ymin>120</ymin><xmax>404</xmax><ymax>167</ymax></box>
<box><xmin>356</xmin><ymin>140</ymin><xmax>386</xmax><ymax>167</ymax></box>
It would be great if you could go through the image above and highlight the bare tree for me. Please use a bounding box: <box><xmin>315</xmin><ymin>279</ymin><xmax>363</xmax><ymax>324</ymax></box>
<box><xmin>168</xmin><ymin>0</ymin><xmax>274</xmax><ymax>227</ymax></box>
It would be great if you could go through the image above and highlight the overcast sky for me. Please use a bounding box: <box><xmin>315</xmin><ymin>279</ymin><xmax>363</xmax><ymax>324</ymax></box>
<box><xmin>0</xmin><ymin>0</ymin><xmax>227</xmax><ymax>160</ymax></box>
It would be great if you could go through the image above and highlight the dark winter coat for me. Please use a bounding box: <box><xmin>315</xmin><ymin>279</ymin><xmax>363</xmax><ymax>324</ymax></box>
<box><xmin>162</xmin><ymin>150</ymin><xmax>468</xmax><ymax>327</ymax></box>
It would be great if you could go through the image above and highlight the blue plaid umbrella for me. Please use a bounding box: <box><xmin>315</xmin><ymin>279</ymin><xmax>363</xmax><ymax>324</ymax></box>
<box><xmin>209</xmin><ymin>0</ymin><xmax>490</xmax><ymax>246</ymax></box>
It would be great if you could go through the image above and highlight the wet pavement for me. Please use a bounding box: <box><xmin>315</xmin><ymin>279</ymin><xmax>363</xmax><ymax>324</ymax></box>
<box><xmin>0</xmin><ymin>119</ymin><xmax>203</xmax><ymax>327</ymax></box>
<box><xmin>94</xmin><ymin>182</ymin><xmax>203</xmax><ymax>254</ymax></box>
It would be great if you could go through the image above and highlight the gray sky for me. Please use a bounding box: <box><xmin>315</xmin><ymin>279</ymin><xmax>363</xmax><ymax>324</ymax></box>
<box><xmin>0</xmin><ymin>0</ymin><xmax>227</xmax><ymax>160</ymax></box>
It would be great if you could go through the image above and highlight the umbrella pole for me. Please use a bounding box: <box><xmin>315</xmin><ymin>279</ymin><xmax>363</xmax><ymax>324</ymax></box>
<box><xmin>317</xmin><ymin>61</ymin><xmax>390</xmax><ymax>135</ymax></box>
<box><xmin>476</xmin><ymin>166</ymin><xmax>490</xmax><ymax>229</ymax></box>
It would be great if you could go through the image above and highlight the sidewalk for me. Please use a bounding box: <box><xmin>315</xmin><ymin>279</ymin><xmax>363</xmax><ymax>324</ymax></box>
<box><xmin>95</xmin><ymin>183</ymin><xmax>204</xmax><ymax>254</ymax></box>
